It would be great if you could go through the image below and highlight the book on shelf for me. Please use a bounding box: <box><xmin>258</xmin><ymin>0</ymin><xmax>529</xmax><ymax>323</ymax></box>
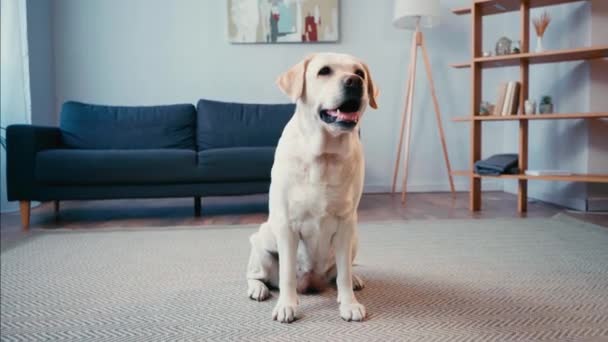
<box><xmin>494</xmin><ymin>83</ymin><xmax>507</xmax><ymax>116</ymax></box>
<box><xmin>493</xmin><ymin>81</ymin><xmax>521</xmax><ymax>116</ymax></box>
<box><xmin>525</xmin><ymin>170</ymin><xmax>573</xmax><ymax>176</ymax></box>
<box><xmin>501</xmin><ymin>82</ymin><xmax>512</xmax><ymax>115</ymax></box>
<box><xmin>508</xmin><ymin>82</ymin><xmax>520</xmax><ymax>115</ymax></box>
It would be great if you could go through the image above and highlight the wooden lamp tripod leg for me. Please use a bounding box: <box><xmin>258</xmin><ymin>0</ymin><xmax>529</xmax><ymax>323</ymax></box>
<box><xmin>400</xmin><ymin>31</ymin><xmax>421</xmax><ymax>204</ymax></box>
<box><xmin>419</xmin><ymin>34</ymin><xmax>456</xmax><ymax>195</ymax></box>
<box><xmin>392</xmin><ymin>31</ymin><xmax>419</xmax><ymax>194</ymax></box>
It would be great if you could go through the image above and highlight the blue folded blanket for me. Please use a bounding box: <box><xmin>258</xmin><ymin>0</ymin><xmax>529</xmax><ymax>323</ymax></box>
<box><xmin>474</xmin><ymin>154</ymin><xmax>519</xmax><ymax>175</ymax></box>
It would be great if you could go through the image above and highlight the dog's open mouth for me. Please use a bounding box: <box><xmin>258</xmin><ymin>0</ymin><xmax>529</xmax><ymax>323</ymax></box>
<box><xmin>319</xmin><ymin>99</ymin><xmax>361</xmax><ymax>129</ymax></box>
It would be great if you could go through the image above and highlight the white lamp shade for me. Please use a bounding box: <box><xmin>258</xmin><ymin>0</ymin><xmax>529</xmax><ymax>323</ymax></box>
<box><xmin>393</xmin><ymin>0</ymin><xmax>441</xmax><ymax>30</ymax></box>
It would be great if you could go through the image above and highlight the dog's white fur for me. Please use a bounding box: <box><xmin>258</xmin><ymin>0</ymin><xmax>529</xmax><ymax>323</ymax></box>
<box><xmin>246</xmin><ymin>53</ymin><xmax>378</xmax><ymax>323</ymax></box>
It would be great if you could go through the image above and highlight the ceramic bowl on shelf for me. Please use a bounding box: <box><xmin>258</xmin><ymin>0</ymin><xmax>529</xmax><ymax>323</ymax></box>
<box><xmin>539</xmin><ymin>103</ymin><xmax>553</xmax><ymax>114</ymax></box>
<box><xmin>539</xmin><ymin>96</ymin><xmax>553</xmax><ymax>114</ymax></box>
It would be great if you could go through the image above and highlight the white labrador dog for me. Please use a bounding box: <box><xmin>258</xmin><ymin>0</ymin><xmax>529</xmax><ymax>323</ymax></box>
<box><xmin>246</xmin><ymin>53</ymin><xmax>378</xmax><ymax>323</ymax></box>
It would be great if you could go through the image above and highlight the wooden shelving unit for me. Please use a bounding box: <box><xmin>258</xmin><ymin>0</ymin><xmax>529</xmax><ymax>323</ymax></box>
<box><xmin>451</xmin><ymin>0</ymin><xmax>608</xmax><ymax>212</ymax></box>
<box><xmin>452</xmin><ymin>112</ymin><xmax>608</xmax><ymax>121</ymax></box>
<box><xmin>452</xmin><ymin>170</ymin><xmax>608</xmax><ymax>183</ymax></box>
<box><xmin>452</xmin><ymin>0</ymin><xmax>587</xmax><ymax>15</ymax></box>
<box><xmin>450</xmin><ymin>46</ymin><xmax>608</xmax><ymax>68</ymax></box>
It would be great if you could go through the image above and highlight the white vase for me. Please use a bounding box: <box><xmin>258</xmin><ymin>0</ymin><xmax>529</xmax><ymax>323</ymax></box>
<box><xmin>524</xmin><ymin>100</ymin><xmax>537</xmax><ymax>115</ymax></box>
<box><xmin>536</xmin><ymin>36</ymin><xmax>544</xmax><ymax>53</ymax></box>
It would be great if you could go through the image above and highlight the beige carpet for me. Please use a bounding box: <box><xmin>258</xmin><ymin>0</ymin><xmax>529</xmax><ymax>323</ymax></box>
<box><xmin>2</xmin><ymin>215</ymin><xmax>608</xmax><ymax>341</ymax></box>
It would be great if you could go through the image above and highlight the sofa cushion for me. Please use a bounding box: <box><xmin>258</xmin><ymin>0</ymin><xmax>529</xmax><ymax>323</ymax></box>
<box><xmin>60</xmin><ymin>101</ymin><xmax>196</xmax><ymax>149</ymax></box>
<box><xmin>36</xmin><ymin>149</ymin><xmax>198</xmax><ymax>185</ymax></box>
<box><xmin>197</xmin><ymin>147</ymin><xmax>275</xmax><ymax>182</ymax></box>
<box><xmin>197</xmin><ymin>99</ymin><xmax>294</xmax><ymax>150</ymax></box>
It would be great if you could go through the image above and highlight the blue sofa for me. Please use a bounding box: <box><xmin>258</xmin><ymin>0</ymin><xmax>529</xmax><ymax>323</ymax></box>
<box><xmin>7</xmin><ymin>99</ymin><xmax>295</xmax><ymax>229</ymax></box>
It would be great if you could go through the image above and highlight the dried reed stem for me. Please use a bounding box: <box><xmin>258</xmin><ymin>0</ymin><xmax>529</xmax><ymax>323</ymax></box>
<box><xmin>533</xmin><ymin>11</ymin><xmax>551</xmax><ymax>37</ymax></box>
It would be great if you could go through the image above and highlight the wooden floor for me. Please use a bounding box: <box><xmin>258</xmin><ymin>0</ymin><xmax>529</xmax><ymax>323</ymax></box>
<box><xmin>1</xmin><ymin>192</ymin><xmax>606</xmax><ymax>249</ymax></box>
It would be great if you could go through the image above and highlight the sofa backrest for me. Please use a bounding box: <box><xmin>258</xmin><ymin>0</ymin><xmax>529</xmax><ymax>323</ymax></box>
<box><xmin>197</xmin><ymin>99</ymin><xmax>294</xmax><ymax>150</ymax></box>
<box><xmin>60</xmin><ymin>101</ymin><xmax>196</xmax><ymax>149</ymax></box>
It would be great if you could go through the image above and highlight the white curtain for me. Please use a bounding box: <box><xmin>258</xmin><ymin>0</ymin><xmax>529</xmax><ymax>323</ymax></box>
<box><xmin>1</xmin><ymin>0</ymin><xmax>31</xmax><ymax>212</ymax></box>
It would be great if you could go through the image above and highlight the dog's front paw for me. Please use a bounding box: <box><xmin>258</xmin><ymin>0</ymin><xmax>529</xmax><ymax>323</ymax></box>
<box><xmin>247</xmin><ymin>280</ymin><xmax>270</xmax><ymax>301</ymax></box>
<box><xmin>340</xmin><ymin>302</ymin><xmax>366</xmax><ymax>322</ymax></box>
<box><xmin>272</xmin><ymin>298</ymin><xmax>298</xmax><ymax>323</ymax></box>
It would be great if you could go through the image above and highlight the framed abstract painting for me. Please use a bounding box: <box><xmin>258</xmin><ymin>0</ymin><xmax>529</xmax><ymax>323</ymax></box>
<box><xmin>228</xmin><ymin>0</ymin><xmax>339</xmax><ymax>44</ymax></box>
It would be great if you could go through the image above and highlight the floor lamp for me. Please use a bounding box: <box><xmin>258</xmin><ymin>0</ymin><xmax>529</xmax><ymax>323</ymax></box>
<box><xmin>392</xmin><ymin>0</ymin><xmax>455</xmax><ymax>204</ymax></box>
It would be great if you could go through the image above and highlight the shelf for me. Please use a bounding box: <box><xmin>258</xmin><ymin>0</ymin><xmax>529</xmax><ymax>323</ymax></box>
<box><xmin>452</xmin><ymin>112</ymin><xmax>608</xmax><ymax>122</ymax></box>
<box><xmin>452</xmin><ymin>0</ymin><xmax>588</xmax><ymax>16</ymax></box>
<box><xmin>452</xmin><ymin>171</ymin><xmax>608</xmax><ymax>183</ymax></box>
<box><xmin>450</xmin><ymin>62</ymin><xmax>471</xmax><ymax>69</ymax></box>
<box><xmin>452</xmin><ymin>6</ymin><xmax>473</xmax><ymax>15</ymax></box>
<box><xmin>450</xmin><ymin>46</ymin><xmax>608</xmax><ymax>69</ymax></box>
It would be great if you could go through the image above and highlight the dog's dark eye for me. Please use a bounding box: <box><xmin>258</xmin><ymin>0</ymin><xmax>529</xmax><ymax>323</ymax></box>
<box><xmin>318</xmin><ymin>66</ymin><xmax>332</xmax><ymax>76</ymax></box>
<box><xmin>355</xmin><ymin>69</ymin><xmax>365</xmax><ymax>79</ymax></box>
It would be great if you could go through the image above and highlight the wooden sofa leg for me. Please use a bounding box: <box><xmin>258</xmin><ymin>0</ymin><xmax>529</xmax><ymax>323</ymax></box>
<box><xmin>194</xmin><ymin>197</ymin><xmax>201</xmax><ymax>217</ymax></box>
<box><xmin>54</xmin><ymin>200</ymin><xmax>60</xmax><ymax>219</ymax></box>
<box><xmin>20</xmin><ymin>201</ymin><xmax>31</xmax><ymax>231</ymax></box>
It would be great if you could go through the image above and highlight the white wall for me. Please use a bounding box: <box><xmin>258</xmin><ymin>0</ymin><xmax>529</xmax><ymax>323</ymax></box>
<box><xmin>50</xmin><ymin>0</ymin><xmax>597</xmax><ymax>198</ymax></box>
<box><xmin>1</xmin><ymin>0</ymin><xmax>30</xmax><ymax>213</ymax></box>
<box><xmin>52</xmin><ymin>0</ymin><xmax>504</xmax><ymax>193</ymax></box>
<box><xmin>27</xmin><ymin>0</ymin><xmax>55</xmax><ymax>126</ymax></box>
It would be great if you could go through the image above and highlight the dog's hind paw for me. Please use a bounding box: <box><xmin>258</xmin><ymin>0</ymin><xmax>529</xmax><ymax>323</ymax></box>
<box><xmin>247</xmin><ymin>280</ymin><xmax>270</xmax><ymax>301</ymax></box>
<box><xmin>352</xmin><ymin>274</ymin><xmax>365</xmax><ymax>291</ymax></box>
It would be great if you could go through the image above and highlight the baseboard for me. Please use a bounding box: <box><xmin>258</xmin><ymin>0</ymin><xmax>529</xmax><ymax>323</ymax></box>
<box><xmin>504</xmin><ymin>187</ymin><xmax>588</xmax><ymax>211</ymax></box>
<box><xmin>364</xmin><ymin>180</ymin><xmax>503</xmax><ymax>194</ymax></box>
<box><xmin>586</xmin><ymin>197</ymin><xmax>608</xmax><ymax>212</ymax></box>
<box><xmin>539</xmin><ymin>195</ymin><xmax>587</xmax><ymax>211</ymax></box>
<box><xmin>0</xmin><ymin>202</ymin><xmax>20</xmax><ymax>213</ymax></box>
<box><xmin>0</xmin><ymin>201</ymin><xmax>41</xmax><ymax>213</ymax></box>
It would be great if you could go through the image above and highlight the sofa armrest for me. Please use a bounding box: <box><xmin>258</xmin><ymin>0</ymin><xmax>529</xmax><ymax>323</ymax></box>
<box><xmin>7</xmin><ymin>124</ymin><xmax>62</xmax><ymax>200</ymax></box>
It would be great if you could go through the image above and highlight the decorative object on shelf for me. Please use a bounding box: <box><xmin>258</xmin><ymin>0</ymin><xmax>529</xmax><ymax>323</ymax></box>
<box><xmin>474</xmin><ymin>154</ymin><xmax>519</xmax><ymax>175</ymax></box>
<box><xmin>533</xmin><ymin>11</ymin><xmax>551</xmax><ymax>52</ymax></box>
<box><xmin>525</xmin><ymin>170</ymin><xmax>572</xmax><ymax>176</ymax></box>
<box><xmin>495</xmin><ymin>36</ymin><xmax>512</xmax><ymax>56</ymax></box>
<box><xmin>483</xmin><ymin>50</ymin><xmax>493</xmax><ymax>57</ymax></box>
<box><xmin>539</xmin><ymin>96</ymin><xmax>553</xmax><ymax>114</ymax></box>
<box><xmin>392</xmin><ymin>0</ymin><xmax>455</xmax><ymax>204</ymax></box>
<box><xmin>227</xmin><ymin>0</ymin><xmax>339</xmax><ymax>43</ymax></box>
<box><xmin>479</xmin><ymin>101</ymin><xmax>494</xmax><ymax>115</ymax></box>
<box><xmin>512</xmin><ymin>40</ymin><xmax>521</xmax><ymax>54</ymax></box>
<box><xmin>524</xmin><ymin>100</ymin><xmax>537</xmax><ymax>115</ymax></box>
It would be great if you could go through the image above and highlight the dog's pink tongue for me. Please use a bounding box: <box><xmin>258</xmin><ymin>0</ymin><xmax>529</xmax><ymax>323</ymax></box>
<box><xmin>327</xmin><ymin>110</ymin><xmax>360</xmax><ymax>121</ymax></box>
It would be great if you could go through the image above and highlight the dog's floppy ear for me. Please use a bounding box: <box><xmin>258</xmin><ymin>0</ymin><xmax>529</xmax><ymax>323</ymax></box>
<box><xmin>276</xmin><ymin>54</ymin><xmax>315</xmax><ymax>102</ymax></box>
<box><xmin>362</xmin><ymin>62</ymin><xmax>379</xmax><ymax>109</ymax></box>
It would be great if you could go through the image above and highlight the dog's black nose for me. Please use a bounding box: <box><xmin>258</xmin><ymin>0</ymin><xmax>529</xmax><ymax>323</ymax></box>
<box><xmin>344</xmin><ymin>76</ymin><xmax>363</xmax><ymax>89</ymax></box>
<box><xmin>344</xmin><ymin>76</ymin><xmax>363</xmax><ymax>98</ymax></box>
